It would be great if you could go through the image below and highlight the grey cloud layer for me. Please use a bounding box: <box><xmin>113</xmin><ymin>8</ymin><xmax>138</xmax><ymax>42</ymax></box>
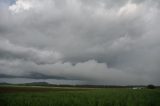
<box><xmin>0</xmin><ymin>38</ymin><xmax>62</xmax><ymax>64</ymax></box>
<box><xmin>0</xmin><ymin>0</ymin><xmax>160</xmax><ymax>85</ymax></box>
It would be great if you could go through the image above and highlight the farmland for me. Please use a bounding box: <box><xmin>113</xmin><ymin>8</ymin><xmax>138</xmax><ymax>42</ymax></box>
<box><xmin>0</xmin><ymin>86</ymin><xmax>160</xmax><ymax>106</ymax></box>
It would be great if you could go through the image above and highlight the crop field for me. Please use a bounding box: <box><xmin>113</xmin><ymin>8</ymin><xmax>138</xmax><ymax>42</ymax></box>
<box><xmin>0</xmin><ymin>86</ymin><xmax>160</xmax><ymax>106</ymax></box>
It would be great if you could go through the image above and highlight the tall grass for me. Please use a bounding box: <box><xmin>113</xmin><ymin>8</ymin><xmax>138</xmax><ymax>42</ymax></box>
<box><xmin>0</xmin><ymin>88</ymin><xmax>160</xmax><ymax>106</ymax></box>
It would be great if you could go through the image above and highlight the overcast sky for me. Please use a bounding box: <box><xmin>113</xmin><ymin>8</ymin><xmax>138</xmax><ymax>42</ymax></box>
<box><xmin>0</xmin><ymin>0</ymin><xmax>160</xmax><ymax>85</ymax></box>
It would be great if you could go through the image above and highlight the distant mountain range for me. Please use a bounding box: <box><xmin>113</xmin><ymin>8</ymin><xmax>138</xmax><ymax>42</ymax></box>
<box><xmin>0</xmin><ymin>82</ymin><xmax>159</xmax><ymax>88</ymax></box>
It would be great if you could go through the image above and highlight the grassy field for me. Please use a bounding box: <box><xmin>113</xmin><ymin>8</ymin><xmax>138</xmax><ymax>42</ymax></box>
<box><xmin>0</xmin><ymin>86</ymin><xmax>160</xmax><ymax>106</ymax></box>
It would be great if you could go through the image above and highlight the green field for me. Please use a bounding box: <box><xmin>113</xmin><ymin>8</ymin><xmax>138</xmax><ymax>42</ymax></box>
<box><xmin>0</xmin><ymin>86</ymin><xmax>160</xmax><ymax>106</ymax></box>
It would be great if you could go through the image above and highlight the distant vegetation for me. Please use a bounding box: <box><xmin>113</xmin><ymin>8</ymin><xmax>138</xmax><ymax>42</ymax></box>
<box><xmin>147</xmin><ymin>84</ymin><xmax>156</xmax><ymax>89</ymax></box>
<box><xmin>0</xmin><ymin>82</ymin><xmax>159</xmax><ymax>89</ymax></box>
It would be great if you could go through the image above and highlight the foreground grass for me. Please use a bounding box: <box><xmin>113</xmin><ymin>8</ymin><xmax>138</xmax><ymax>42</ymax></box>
<box><xmin>0</xmin><ymin>86</ymin><xmax>160</xmax><ymax>106</ymax></box>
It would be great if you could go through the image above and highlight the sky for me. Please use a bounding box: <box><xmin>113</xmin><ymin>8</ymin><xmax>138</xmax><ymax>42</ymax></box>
<box><xmin>0</xmin><ymin>0</ymin><xmax>160</xmax><ymax>85</ymax></box>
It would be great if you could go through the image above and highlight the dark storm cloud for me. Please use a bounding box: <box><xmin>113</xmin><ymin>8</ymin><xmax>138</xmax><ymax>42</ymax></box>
<box><xmin>0</xmin><ymin>0</ymin><xmax>160</xmax><ymax>85</ymax></box>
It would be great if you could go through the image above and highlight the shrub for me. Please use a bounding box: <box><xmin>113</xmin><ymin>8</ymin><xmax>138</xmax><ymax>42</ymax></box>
<box><xmin>147</xmin><ymin>84</ymin><xmax>155</xmax><ymax>89</ymax></box>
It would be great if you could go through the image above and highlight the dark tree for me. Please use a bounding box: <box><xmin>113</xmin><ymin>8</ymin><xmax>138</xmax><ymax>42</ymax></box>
<box><xmin>147</xmin><ymin>84</ymin><xmax>155</xmax><ymax>89</ymax></box>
